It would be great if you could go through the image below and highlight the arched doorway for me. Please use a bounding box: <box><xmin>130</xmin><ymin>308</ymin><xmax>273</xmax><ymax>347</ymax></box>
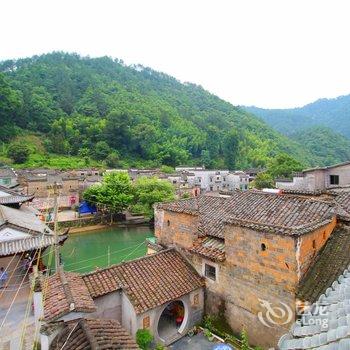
<box><xmin>157</xmin><ymin>300</ymin><xmax>186</xmax><ymax>341</ymax></box>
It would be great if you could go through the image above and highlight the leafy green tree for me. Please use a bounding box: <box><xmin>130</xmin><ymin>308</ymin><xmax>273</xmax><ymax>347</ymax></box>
<box><xmin>132</xmin><ymin>177</ymin><xmax>175</xmax><ymax>218</ymax></box>
<box><xmin>0</xmin><ymin>73</ymin><xmax>23</xmax><ymax>141</ymax></box>
<box><xmin>93</xmin><ymin>141</ymin><xmax>111</xmax><ymax>160</ymax></box>
<box><xmin>251</xmin><ymin>172</ymin><xmax>274</xmax><ymax>189</ymax></box>
<box><xmin>267</xmin><ymin>153</ymin><xmax>303</xmax><ymax>179</ymax></box>
<box><xmin>222</xmin><ymin>129</ymin><xmax>239</xmax><ymax>169</ymax></box>
<box><xmin>83</xmin><ymin>172</ymin><xmax>133</xmax><ymax>214</ymax></box>
<box><xmin>105</xmin><ymin>151</ymin><xmax>120</xmax><ymax>168</ymax></box>
<box><xmin>7</xmin><ymin>143</ymin><xmax>30</xmax><ymax>163</ymax></box>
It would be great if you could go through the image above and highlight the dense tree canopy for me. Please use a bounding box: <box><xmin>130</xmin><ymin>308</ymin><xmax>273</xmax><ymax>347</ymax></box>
<box><xmin>131</xmin><ymin>177</ymin><xmax>175</xmax><ymax>218</ymax></box>
<box><xmin>83</xmin><ymin>173</ymin><xmax>175</xmax><ymax>218</ymax></box>
<box><xmin>0</xmin><ymin>52</ymin><xmax>324</xmax><ymax>169</ymax></box>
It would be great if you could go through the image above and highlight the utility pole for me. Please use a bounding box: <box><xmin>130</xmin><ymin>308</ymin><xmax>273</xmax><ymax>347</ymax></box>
<box><xmin>49</xmin><ymin>182</ymin><xmax>62</xmax><ymax>272</ymax></box>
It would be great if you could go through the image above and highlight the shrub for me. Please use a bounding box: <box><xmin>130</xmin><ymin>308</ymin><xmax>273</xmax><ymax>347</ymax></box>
<box><xmin>7</xmin><ymin>143</ymin><xmax>30</xmax><ymax>163</ymax></box>
<box><xmin>136</xmin><ymin>329</ymin><xmax>153</xmax><ymax>350</ymax></box>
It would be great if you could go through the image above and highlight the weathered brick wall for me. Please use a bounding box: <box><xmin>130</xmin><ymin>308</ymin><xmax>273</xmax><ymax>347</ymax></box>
<box><xmin>296</xmin><ymin>218</ymin><xmax>337</xmax><ymax>278</ymax></box>
<box><xmin>222</xmin><ymin>225</ymin><xmax>298</xmax><ymax>348</ymax></box>
<box><xmin>154</xmin><ymin>209</ymin><xmax>199</xmax><ymax>249</ymax></box>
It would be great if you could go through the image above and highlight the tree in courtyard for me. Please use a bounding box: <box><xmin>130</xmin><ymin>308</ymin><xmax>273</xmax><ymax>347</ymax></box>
<box><xmin>131</xmin><ymin>176</ymin><xmax>175</xmax><ymax>218</ymax></box>
<box><xmin>7</xmin><ymin>143</ymin><xmax>30</xmax><ymax>163</ymax></box>
<box><xmin>267</xmin><ymin>153</ymin><xmax>303</xmax><ymax>179</ymax></box>
<box><xmin>251</xmin><ymin>172</ymin><xmax>274</xmax><ymax>189</ymax></box>
<box><xmin>83</xmin><ymin>172</ymin><xmax>134</xmax><ymax>215</ymax></box>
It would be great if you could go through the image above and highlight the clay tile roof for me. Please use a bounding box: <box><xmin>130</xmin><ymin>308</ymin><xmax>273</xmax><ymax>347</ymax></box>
<box><xmin>189</xmin><ymin>236</ymin><xmax>225</xmax><ymax>262</ymax></box>
<box><xmin>83</xmin><ymin>249</ymin><xmax>204</xmax><ymax>314</ymax></box>
<box><xmin>0</xmin><ymin>185</ymin><xmax>34</xmax><ymax>205</ymax></box>
<box><xmin>334</xmin><ymin>191</ymin><xmax>350</xmax><ymax>219</ymax></box>
<box><xmin>297</xmin><ymin>226</ymin><xmax>350</xmax><ymax>304</ymax></box>
<box><xmin>44</xmin><ymin>271</ymin><xmax>96</xmax><ymax>322</ymax></box>
<box><xmin>50</xmin><ymin>318</ymin><xmax>139</xmax><ymax>350</ymax></box>
<box><xmin>157</xmin><ymin>191</ymin><xmax>335</xmax><ymax>237</ymax></box>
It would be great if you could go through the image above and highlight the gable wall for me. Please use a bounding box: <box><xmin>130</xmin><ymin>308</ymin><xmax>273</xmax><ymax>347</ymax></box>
<box><xmin>296</xmin><ymin>218</ymin><xmax>337</xmax><ymax>278</ymax></box>
<box><xmin>154</xmin><ymin>209</ymin><xmax>199</xmax><ymax>249</ymax></box>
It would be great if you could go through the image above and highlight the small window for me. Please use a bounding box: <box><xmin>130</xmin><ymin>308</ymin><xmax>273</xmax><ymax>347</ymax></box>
<box><xmin>167</xmin><ymin>220</ymin><xmax>170</xmax><ymax>227</ymax></box>
<box><xmin>143</xmin><ymin>316</ymin><xmax>150</xmax><ymax>329</ymax></box>
<box><xmin>205</xmin><ymin>264</ymin><xmax>216</xmax><ymax>281</ymax></box>
<box><xmin>330</xmin><ymin>175</ymin><xmax>339</xmax><ymax>185</ymax></box>
<box><xmin>285</xmin><ymin>262</ymin><xmax>289</xmax><ymax>269</ymax></box>
<box><xmin>193</xmin><ymin>293</ymin><xmax>199</xmax><ymax>306</ymax></box>
<box><xmin>312</xmin><ymin>240</ymin><xmax>316</xmax><ymax>249</ymax></box>
<box><xmin>210</xmin><ymin>186</ymin><xmax>213</xmax><ymax>191</ymax></box>
<box><xmin>261</xmin><ymin>243</ymin><xmax>267</xmax><ymax>251</ymax></box>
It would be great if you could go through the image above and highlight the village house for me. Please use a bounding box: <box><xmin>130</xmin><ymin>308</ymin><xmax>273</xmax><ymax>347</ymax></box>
<box><xmin>170</xmin><ymin>169</ymin><xmax>250</xmax><ymax>193</ymax></box>
<box><xmin>276</xmin><ymin>160</ymin><xmax>350</xmax><ymax>192</ymax></box>
<box><xmin>18</xmin><ymin>170</ymin><xmax>80</xmax><ymax>210</ymax></box>
<box><xmin>38</xmin><ymin>249</ymin><xmax>204</xmax><ymax>349</ymax></box>
<box><xmin>154</xmin><ymin>190</ymin><xmax>350</xmax><ymax>348</ymax></box>
<box><xmin>0</xmin><ymin>185</ymin><xmax>67</xmax><ymax>289</ymax></box>
<box><xmin>0</xmin><ymin>166</ymin><xmax>18</xmax><ymax>188</ymax></box>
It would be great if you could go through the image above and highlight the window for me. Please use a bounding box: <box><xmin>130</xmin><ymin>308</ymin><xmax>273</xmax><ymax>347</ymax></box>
<box><xmin>143</xmin><ymin>316</ymin><xmax>150</xmax><ymax>329</ymax></box>
<box><xmin>209</xmin><ymin>186</ymin><xmax>213</xmax><ymax>191</ymax></box>
<box><xmin>330</xmin><ymin>175</ymin><xmax>339</xmax><ymax>185</ymax></box>
<box><xmin>323</xmin><ymin>231</ymin><xmax>326</xmax><ymax>240</ymax></box>
<box><xmin>205</xmin><ymin>264</ymin><xmax>216</xmax><ymax>281</ymax></box>
<box><xmin>312</xmin><ymin>240</ymin><xmax>316</xmax><ymax>249</ymax></box>
<box><xmin>167</xmin><ymin>220</ymin><xmax>170</xmax><ymax>227</ymax></box>
<box><xmin>261</xmin><ymin>243</ymin><xmax>267</xmax><ymax>251</ymax></box>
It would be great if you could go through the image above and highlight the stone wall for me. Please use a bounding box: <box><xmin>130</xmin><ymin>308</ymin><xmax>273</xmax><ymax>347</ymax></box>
<box><xmin>154</xmin><ymin>209</ymin><xmax>199</xmax><ymax>249</ymax></box>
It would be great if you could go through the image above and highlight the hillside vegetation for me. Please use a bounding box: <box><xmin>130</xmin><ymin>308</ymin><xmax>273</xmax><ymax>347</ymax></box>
<box><xmin>0</xmin><ymin>52</ymin><xmax>322</xmax><ymax>169</ymax></box>
<box><xmin>245</xmin><ymin>95</ymin><xmax>350</xmax><ymax>138</ymax></box>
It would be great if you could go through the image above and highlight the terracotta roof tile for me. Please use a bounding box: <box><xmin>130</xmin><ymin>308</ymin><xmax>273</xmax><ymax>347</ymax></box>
<box><xmin>44</xmin><ymin>271</ymin><xmax>96</xmax><ymax>321</ymax></box>
<box><xmin>157</xmin><ymin>191</ymin><xmax>335</xmax><ymax>237</ymax></box>
<box><xmin>83</xmin><ymin>249</ymin><xmax>204</xmax><ymax>314</ymax></box>
<box><xmin>189</xmin><ymin>237</ymin><xmax>225</xmax><ymax>262</ymax></box>
<box><xmin>50</xmin><ymin>318</ymin><xmax>139</xmax><ymax>349</ymax></box>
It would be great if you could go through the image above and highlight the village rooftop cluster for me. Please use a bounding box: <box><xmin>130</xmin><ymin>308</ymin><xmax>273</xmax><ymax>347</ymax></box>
<box><xmin>1</xmin><ymin>161</ymin><xmax>350</xmax><ymax>349</ymax></box>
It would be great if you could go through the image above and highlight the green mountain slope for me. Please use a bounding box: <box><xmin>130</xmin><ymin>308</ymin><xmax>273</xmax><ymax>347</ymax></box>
<box><xmin>245</xmin><ymin>95</ymin><xmax>350</xmax><ymax>138</ymax></box>
<box><xmin>0</xmin><ymin>52</ymin><xmax>316</xmax><ymax>169</ymax></box>
<box><xmin>290</xmin><ymin>126</ymin><xmax>350</xmax><ymax>166</ymax></box>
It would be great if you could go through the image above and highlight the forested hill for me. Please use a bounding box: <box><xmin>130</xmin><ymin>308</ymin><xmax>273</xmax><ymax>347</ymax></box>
<box><xmin>245</xmin><ymin>95</ymin><xmax>350</xmax><ymax>138</ymax></box>
<box><xmin>0</xmin><ymin>52</ymin><xmax>324</xmax><ymax>169</ymax></box>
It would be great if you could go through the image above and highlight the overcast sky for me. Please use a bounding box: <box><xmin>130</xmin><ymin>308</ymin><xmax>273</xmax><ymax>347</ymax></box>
<box><xmin>1</xmin><ymin>0</ymin><xmax>350</xmax><ymax>108</ymax></box>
